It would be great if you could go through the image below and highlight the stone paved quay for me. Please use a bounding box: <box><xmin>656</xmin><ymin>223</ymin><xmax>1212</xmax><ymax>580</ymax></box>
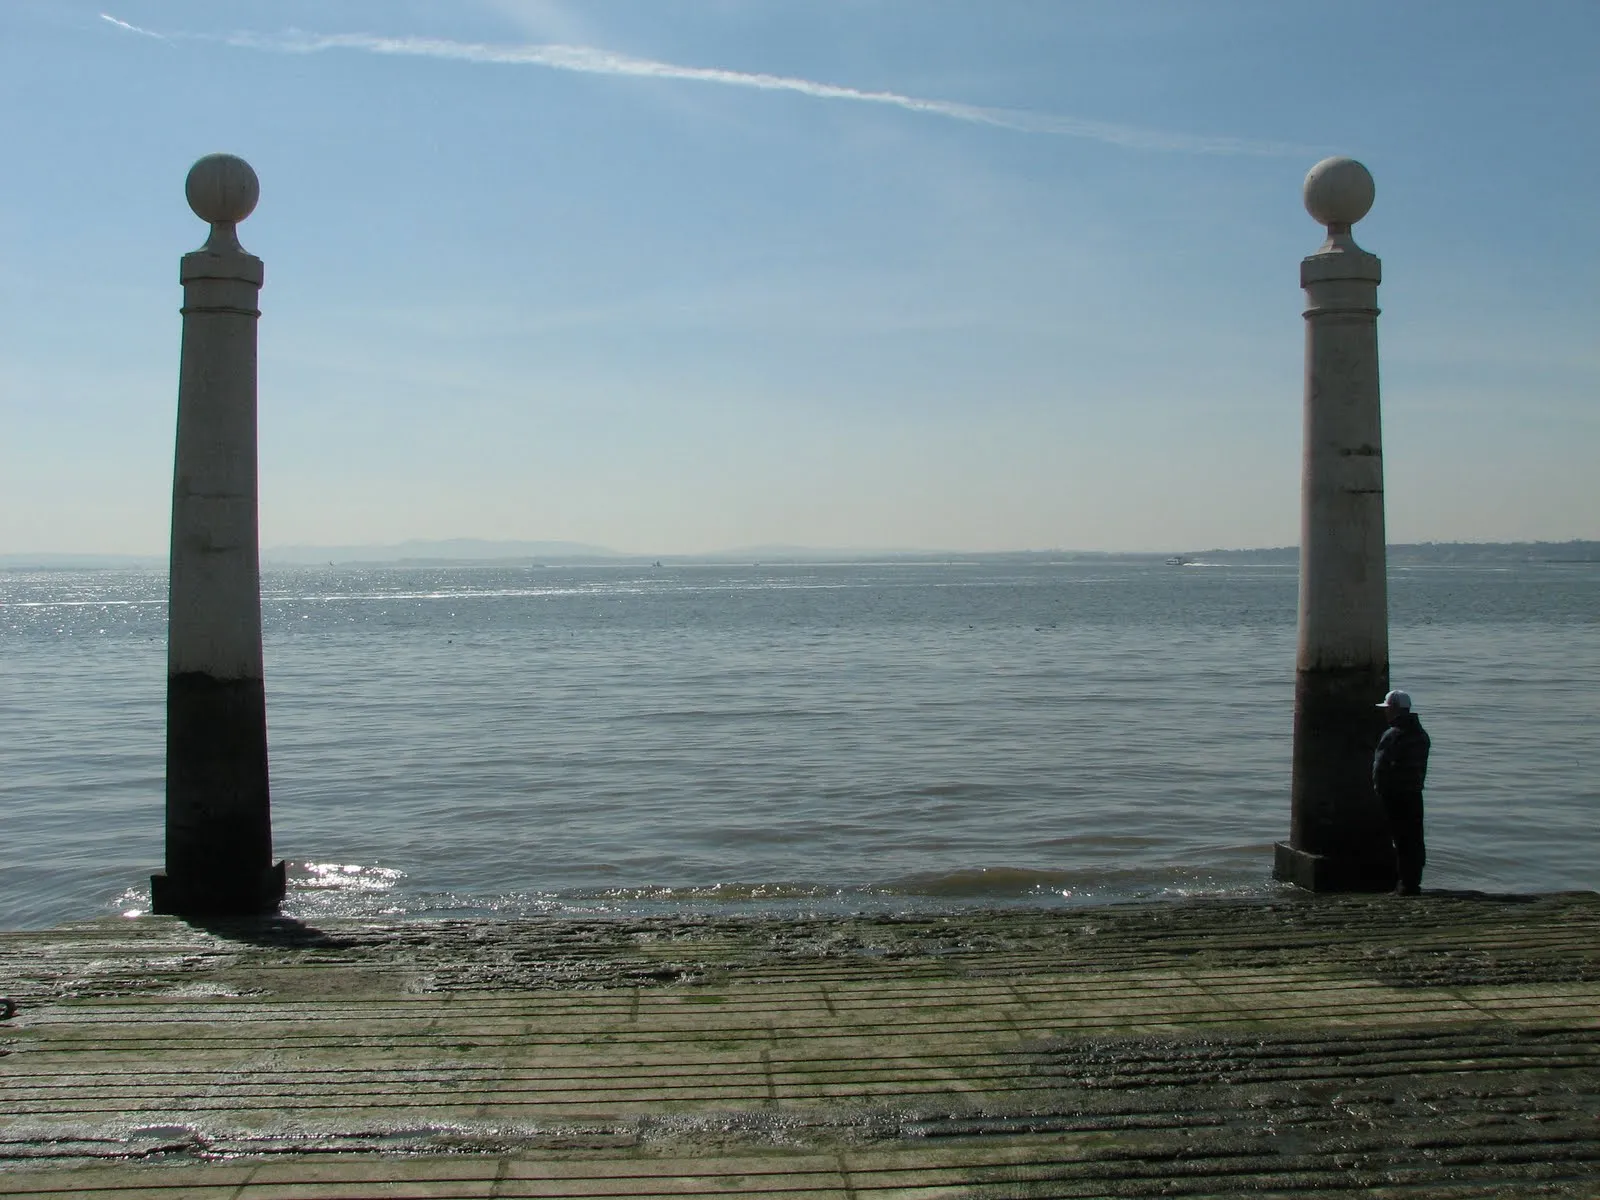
<box><xmin>1</xmin><ymin>893</ymin><xmax>1596</xmax><ymax>1198</ymax></box>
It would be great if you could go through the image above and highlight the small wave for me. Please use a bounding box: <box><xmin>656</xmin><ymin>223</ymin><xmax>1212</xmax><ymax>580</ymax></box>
<box><xmin>112</xmin><ymin>885</ymin><xmax>151</xmax><ymax>918</ymax></box>
<box><xmin>877</xmin><ymin>864</ymin><xmax>1271</xmax><ymax>903</ymax></box>
<box><xmin>0</xmin><ymin>599</ymin><xmax>165</xmax><ymax>609</ymax></box>
<box><xmin>103</xmin><ymin>864</ymin><xmax>402</xmax><ymax>920</ymax></box>
<box><xmin>291</xmin><ymin>862</ymin><xmax>404</xmax><ymax>892</ymax></box>
<box><xmin>881</xmin><ymin>866</ymin><xmax>1085</xmax><ymax>897</ymax></box>
<box><xmin>264</xmin><ymin>588</ymin><xmax>600</xmax><ymax>603</ymax></box>
<box><xmin>594</xmin><ymin>881</ymin><xmax>844</xmax><ymax>902</ymax></box>
<box><xmin>625</xmin><ymin>708</ymin><xmax>850</xmax><ymax>723</ymax></box>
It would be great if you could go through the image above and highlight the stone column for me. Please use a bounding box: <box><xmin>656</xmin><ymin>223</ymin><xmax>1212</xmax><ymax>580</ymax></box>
<box><xmin>151</xmin><ymin>154</ymin><xmax>286</xmax><ymax>916</ymax></box>
<box><xmin>1274</xmin><ymin>157</ymin><xmax>1393</xmax><ymax>892</ymax></box>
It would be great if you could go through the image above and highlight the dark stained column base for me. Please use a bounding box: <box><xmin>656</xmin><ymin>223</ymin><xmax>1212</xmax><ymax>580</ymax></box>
<box><xmin>166</xmin><ymin>672</ymin><xmax>273</xmax><ymax>873</ymax></box>
<box><xmin>1287</xmin><ymin>663</ymin><xmax>1393</xmax><ymax>892</ymax></box>
<box><xmin>1274</xmin><ymin>842</ymin><xmax>1395</xmax><ymax>893</ymax></box>
<box><xmin>151</xmin><ymin>859</ymin><xmax>286</xmax><ymax>917</ymax></box>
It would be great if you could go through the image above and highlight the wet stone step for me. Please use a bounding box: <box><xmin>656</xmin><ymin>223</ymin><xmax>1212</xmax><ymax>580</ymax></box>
<box><xmin>0</xmin><ymin>892</ymin><xmax>1596</xmax><ymax>1197</ymax></box>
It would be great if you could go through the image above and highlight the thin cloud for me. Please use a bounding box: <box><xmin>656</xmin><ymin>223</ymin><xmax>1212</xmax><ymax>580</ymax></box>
<box><xmin>99</xmin><ymin>12</ymin><xmax>170</xmax><ymax>41</ymax></box>
<box><xmin>100</xmin><ymin>14</ymin><xmax>1307</xmax><ymax>157</ymax></box>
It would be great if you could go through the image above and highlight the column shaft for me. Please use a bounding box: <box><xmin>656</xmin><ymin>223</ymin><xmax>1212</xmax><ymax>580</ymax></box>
<box><xmin>1275</xmin><ymin>217</ymin><xmax>1394</xmax><ymax>891</ymax></box>
<box><xmin>152</xmin><ymin>159</ymin><xmax>284</xmax><ymax>916</ymax></box>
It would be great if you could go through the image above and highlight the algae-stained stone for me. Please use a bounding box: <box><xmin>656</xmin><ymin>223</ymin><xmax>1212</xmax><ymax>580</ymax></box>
<box><xmin>0</xmin><ymin>897</ymin><xmax>1596</xmax><ymax>1196</ymax></box>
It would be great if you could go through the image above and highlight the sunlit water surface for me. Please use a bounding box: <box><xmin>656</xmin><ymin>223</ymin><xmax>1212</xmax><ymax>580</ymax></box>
<box><xmin>1</xmin><ymin>560</ymin><xmax>1595</xmax><ymax>928</ymax></box>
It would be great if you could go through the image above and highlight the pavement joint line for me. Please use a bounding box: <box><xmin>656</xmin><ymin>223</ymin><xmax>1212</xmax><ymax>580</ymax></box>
<box><xmin>18</xmin><ymin>998</ymin><xmax>1562</xmax><ymax>1047</ymax></box>
<box><xmin>20</xmin><ymin>956</ymin><xmax>1595</xmax><ymax>1000</ymax></box>
<box><xmin>420</xmin><ymin>983</ymin><xmax>451</xmax><ymax>1042</ymax></box>
<box><xmin>833</xmin><ymin>1150</ymin><xmax>856</xmax><ymax>1200</ymax></box>
<box><xmin>29</xmin><ymin>970</ymin><xmax>1586</xmax><ymax>1015</ymax></box>
<box><xmin>487</xmin><ymin>1153</ymin><xmax>511</xmax><ymax>1199</ymax></box>
<box><xmin>1445</xmin><ymin>983</ymin><xmax>1515</xmax><ymax>1024</ymax></box>
<box><xmin>6</xmin><ymin>1076</ymin><xmax>1591</xmax><ymax>1114</ymax></box>
<box><xmin>58</xmin><ymin>981</ymin><xmax>1249</xmax><ymax>1005</ymax></box>
<box><xmin>224</xmin><ymin>1162</ymin><xmax>259</xmax><ymax>1200</ymax></box>
<box><xmin>30</xmin><ymin>984</ymin><xmax>1541</xmax><ymax>1027</ymax></box>
<box><xmin>1175</xmin><ymin>964</ymin><xmax>1252</xmax><ymax>1022</ymax></box>
<box><xmin>11</xmin><ymin>1065</ymin><xmax>1595</xmax><ymax>1116</ymax></box>
<box><xmin>12</xmin><ymin>1073</ymin><xmax>1595</xmax><ymax>1113</ymax></box>
<box><xmin>9</xmin><ymin>1043</ymin><xmax>1587</xmax><ymax>1100</ymax></box>
<box><xmin>11</xmin><ymin>1143</ymin><xmax>1596</xmax><ymax>1194</ymax></box>
<box><xmin>7</xmin><ymin>1047</ymin><xmax>1594</xmax><ymax>1093</ymax></box>
<box><xmin>761</xmin><ymin>1046</ymin><xmax>777</xmax><ymax>1105</ymax></box>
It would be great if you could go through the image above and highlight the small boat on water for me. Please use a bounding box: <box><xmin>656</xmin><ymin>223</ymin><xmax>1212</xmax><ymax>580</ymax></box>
<box><xmin>1164</xmin><ymin>555</ymin><xmax>1192</xmax><ymax>566</ymax></box>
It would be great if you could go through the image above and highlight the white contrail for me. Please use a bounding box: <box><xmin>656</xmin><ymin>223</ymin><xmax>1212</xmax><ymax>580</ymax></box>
<box><xmin>99</xmin><ymin>12</ymin><xmax>170</xmax><ymax>40</ymax></box>
<box><xmin>100</xmin><ymin>14</ymin><xmax>1306</xmax><ymax>157</ymax></box>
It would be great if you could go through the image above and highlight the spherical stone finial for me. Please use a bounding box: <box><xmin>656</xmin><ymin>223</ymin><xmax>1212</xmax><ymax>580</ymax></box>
<box><xmin>186</xmin><ymin>153</ymin><xmax>260</xmax><ymax>226</ymax></box>
<box><xmin>1303</xmin><ymin>156</ymin><xmax>1374</xmax><ymax>228</ymax></box>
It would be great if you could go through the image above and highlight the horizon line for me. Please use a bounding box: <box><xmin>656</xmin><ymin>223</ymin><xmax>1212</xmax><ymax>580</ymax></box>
<box><xmin>5</xmin><ymin>536</ymin><xmax>1598</xmax><ymax>568</ymax></box>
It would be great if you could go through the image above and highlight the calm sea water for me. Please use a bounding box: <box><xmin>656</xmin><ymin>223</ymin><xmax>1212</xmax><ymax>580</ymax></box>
<box><xmin>1</xmin><ymin>560</ymin><xmax>1595</xmax><ymax>929</ymax></box>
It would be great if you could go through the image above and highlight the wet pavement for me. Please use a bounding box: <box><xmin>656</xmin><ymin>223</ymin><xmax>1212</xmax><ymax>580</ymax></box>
<box><xmin>0</xmin><ymin>891</ymin><xmax>1596</xmax><ymax>1197</ymax></box>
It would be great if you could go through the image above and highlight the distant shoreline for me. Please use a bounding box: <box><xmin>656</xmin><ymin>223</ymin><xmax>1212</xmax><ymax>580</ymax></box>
<box><xmin>2</xmin><ymin>540</ymin><xmax>1597</xmax><ymax>571</ymax></box>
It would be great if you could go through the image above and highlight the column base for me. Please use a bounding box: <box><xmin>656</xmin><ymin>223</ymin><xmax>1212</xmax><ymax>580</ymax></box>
<box><xmin>1274</xmin><ymin>842</ymin><xmax>1395</xmax><ymax>893</ymax></box>
<box><xmin>151</xmin><ymin>860</ymin><xmax>287</xmax><ymax>917</ymax></box>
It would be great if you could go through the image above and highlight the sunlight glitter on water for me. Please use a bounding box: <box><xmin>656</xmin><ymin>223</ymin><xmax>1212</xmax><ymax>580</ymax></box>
<box><xmin>296</xmin><ymin>862</ymin><xmax>404</xmax><ymax>892</ymax></box>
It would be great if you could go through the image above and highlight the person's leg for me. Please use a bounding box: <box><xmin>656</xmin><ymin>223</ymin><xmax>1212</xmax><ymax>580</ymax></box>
<box><xmin>1388</xmin><ymin>793</ymin><xmax>1425</xmax><ymax>894</ymax></box>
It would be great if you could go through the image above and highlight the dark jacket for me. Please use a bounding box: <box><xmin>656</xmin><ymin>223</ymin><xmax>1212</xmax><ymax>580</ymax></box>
<box><xmin>1373</xmin><ymin>712</ymin><xmax>1430</xmax><ymax>798</ymax></box>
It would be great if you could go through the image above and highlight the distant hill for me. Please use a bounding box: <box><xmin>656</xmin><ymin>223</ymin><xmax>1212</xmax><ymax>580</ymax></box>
<box><xmin>261</xmin><ymin>538</ymin><xmax>617</xmax><ymax>565</ymax></box>
<box><xmin>1185</xmin><ymin>541</ymin><xmax>1600</xmax><ymax>565</ymax></box>
<box><xmin>3</xmin><ymin>540</ymin><xmax>1595</xmax><ymax>570</ymax></box>
<box><xmin>0</xmin><ymin>552</ymin><xmax>165</xmax><ymax>569</ymax></box>
<box><xmin>1391</xmin><ymin>540</ymin><xmax>1600</xmax><ymax>563</ymax></box>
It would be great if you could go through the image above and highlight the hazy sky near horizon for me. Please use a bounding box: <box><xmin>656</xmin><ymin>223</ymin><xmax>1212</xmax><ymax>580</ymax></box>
<box><xmin>2</xmin><ymin>1</ymin><xmax>1596</xmax><ymax>555</ymax></box>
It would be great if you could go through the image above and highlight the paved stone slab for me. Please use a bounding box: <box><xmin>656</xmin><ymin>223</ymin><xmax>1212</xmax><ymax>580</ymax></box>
<box><xmin>1</xmin><ymin>893</ymin><xmax>1596</xmax><ymax>1196</ymax></box>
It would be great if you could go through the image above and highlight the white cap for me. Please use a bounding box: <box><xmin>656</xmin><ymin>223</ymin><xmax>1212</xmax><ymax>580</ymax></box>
<box><xmin>1377</xmin><ymin>690</ymin><xmax>1413</xmax><ymax>711</ymax></box>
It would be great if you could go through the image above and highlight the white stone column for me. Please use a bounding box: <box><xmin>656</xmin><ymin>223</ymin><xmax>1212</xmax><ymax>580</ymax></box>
<box><xmin>1273</xmin><ymin>157</ymin><xmax>1393</xmax><ymax>892</ymax></box>
<box><xmin>151</xmin><ymin>154</ymin><xmax>286</xmax><ymax>916</ymax></box>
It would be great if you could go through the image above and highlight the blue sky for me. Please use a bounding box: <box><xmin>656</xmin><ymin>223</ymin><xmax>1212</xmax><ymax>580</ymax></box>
<box><xmin>1</xmin><ymin>0</ymin><xmax>1595</xmax><ymax>554</ymax></box>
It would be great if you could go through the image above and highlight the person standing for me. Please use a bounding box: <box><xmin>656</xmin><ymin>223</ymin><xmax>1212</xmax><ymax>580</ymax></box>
<box><xmin>1373</xmin><ymin>690</ymin><xmax>1431</xmax><ymax>895</ymax></box>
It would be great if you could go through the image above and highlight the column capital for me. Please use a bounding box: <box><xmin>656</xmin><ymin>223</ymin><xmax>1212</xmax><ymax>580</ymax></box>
<box><xmin>1301</xmin><ymin>157</ymin><xmax>1380</xmax><ymax>301</ymax></box>
<box><xmin>186</xmin><ymin>153</ymin><xmax>260</xmax><ymax>256</ymax></box>
<box><xmin>180</xmin><ymin>248</ymin><xmax>265</xmax><ymax>289</ymax></box>
<box><xmin>1301</xmin><ymin>245</ymin><xmax>1381</xmax><ymax>288</ymax></box>
<box><xmin>1301</xmin><ymin>156</ymin><xmax>1380</xmax><ymax>272</ymax></box>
